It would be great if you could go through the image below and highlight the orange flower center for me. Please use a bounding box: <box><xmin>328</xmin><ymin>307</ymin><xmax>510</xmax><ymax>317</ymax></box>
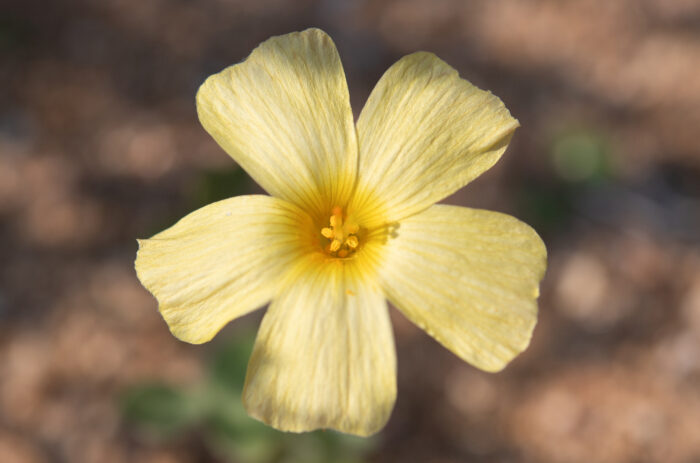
<box><xmin>320</xmin><ymin>206</ymin><xmax>360</xmax><ymax>258</ymax></box>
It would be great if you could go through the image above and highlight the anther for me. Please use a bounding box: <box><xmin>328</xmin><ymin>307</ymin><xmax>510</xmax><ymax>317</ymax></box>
<box><xmin>320</xmin><ymin>206</ymin><xmax>360</xmax><ymax>258</ymax></box>
<box><xmin>346</xmin><ymin>236</ymin><xmax>359</xmax><ymax>249</ymax></box>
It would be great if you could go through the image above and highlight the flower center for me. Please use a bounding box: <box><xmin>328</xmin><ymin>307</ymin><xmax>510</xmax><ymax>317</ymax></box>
<box><xmin>320</xmin><ymin>206</ymin><xmax>359</xmax><ymax>258</ymax></box>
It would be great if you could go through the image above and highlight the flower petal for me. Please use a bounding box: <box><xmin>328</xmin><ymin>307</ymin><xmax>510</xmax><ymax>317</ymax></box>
<box><xmin>379</xmin><ymin>205</ymin><xmax>546</xmax><ymax>372</ymax></box>
<box><xmin>351</xmin><ymin>52</ymin><xmax>519</xmax><ymax>226</ymax></box>
<box><xmin>135</xmin><ymin>195</ymin><xmax>312</xmax><ymax>344</ymax></box>
<box><xmin>196</xmin><ymin>29</ymin><xmax>357</xmax><ymax>220</ymax></box>
<box><xmin>243</xmin><ymin>254</ymin><xmax>396</xmax><ymax>436</ymax></box>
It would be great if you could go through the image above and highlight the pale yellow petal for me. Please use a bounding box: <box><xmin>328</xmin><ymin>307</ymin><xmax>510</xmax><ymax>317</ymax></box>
<box><xmin>379</xmin><ymin>205</ymin><xmax>546</xmax><ymax>372</ymax></box>
<box><xmin>135</xmin><ymin>195</ymin><xmax>312</xmax><ymax>344</ymax></box>
<box><xmin>243</xmin><ymin>253</ymin><xmax>396</xmax><ymax>436</ymax></box>
<box><xmin>351</xmin><ymin>52</ymin><xmax>519</xmax><ymax>226</ymax></box>
<box><xmin>196</xmin><ymin>28</ymin><xmax>357</xmax><ymax>220</ymax></box>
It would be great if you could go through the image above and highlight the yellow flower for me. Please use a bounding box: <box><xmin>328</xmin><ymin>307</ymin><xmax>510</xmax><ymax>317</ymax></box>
<box><xmin>135</xmin><ymin>28</ymin><xmax>546</xmax><ymax>437</ymax></box>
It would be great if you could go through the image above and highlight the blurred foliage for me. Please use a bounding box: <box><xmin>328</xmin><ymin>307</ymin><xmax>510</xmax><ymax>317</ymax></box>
<box><xmin>192</xmin><ymin>166</ymin><xmax>256</xmax><ymax>208</ymax></box>
<box><xmin>517</xmin><ymin>183</ymin><xmax>575</xmax><ymax>236</ymax></box>
<box><xmin>121</xmin><ymin>333</ymin><xmax>375</xmax><ymax>463</ymax></box>
<box><xmin>143</xmin><ymin>166</ymin><xmax>255</xmax><ymax>238</ymax></box>
<box><xmin>122</xmin><ymin>384</ymin><xmax>198</xmax><ymax>438</ymax></box>
<box><xmin>517</xmin><ymin>126</ymin><xmax>613</xmax><ymax>235</ymax></box>
<box><xmin>0</xmin><ymin>16</ymin><xmax>32</xmax><ymax>54</ymax></box>
<box><xmin>551</xmin><ymin>128</ymin><xmax>612</xmax><ymax>183</ymax></box>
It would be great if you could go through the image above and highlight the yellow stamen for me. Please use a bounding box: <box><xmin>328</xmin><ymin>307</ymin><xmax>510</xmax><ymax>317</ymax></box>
<box><xmin>346</xmin><ymin>235</ymin><xmax>359</xmax><ymax>249</ymax></box>
<box><xmin>320</xmin><ymin>206</ymin><xmax>360</xmax><ymax>258</ymax></box>
<box><xmin>330</xmin><ymin>239</ymin><xmax>342</xmax><ymax>252</ymax></box>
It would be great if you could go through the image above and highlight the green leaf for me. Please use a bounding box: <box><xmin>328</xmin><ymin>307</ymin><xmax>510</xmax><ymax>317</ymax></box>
<box><xmin>192</xmin><ymin>166</ymin><xmax>256</xmax><ymax>208</ymax></box>
<box><xmin>551</xmin><ymin>128</ymin><xmax>612</xmax><ymax>183</ymax></box>
<box><xmin>208</xmin><ymin>331</ymin><xmax>256</xmax><ymax>392</ymax></box>
<box><xmin>121</xmin><ymin>383</ymin><xmax>198</xmax><ymax>437</ymax></box>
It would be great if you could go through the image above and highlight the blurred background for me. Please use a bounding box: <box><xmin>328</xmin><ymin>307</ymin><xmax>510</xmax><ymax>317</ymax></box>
<box><xmin>2</xmin><ymin>0</ymin><xmax>700</xmax><ymax>462</ymax></box>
